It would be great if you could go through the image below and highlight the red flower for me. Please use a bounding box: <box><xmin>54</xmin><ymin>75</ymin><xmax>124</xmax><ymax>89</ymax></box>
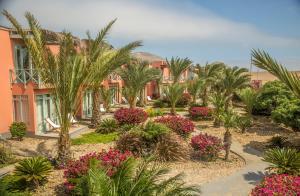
<box><xmin>154</xmin><ymin>115</ymin><xmax>195</xmax><ymax>137</ymax></box>
<box><xmin>114</xmin><ymin>108</ymin><xmax>148</xmax><ymax>125</ymax></box>
<box><xmin>189</xmin><ymin>107</ymin><xmax>212</xmax><ymax>119</ymax></box>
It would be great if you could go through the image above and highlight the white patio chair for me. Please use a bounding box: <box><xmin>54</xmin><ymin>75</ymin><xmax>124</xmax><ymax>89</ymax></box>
<box><xmin>68</xmin><ymin>114</ymin><xmax>79</xmax><ymax>126</ymax></box>
<box><xmin>46</xmin><ymin>118</ymin><xmax>60</xmax><ymax>131</ymax></box>
<box><xmin>100</xmin><ymin>104</ymin><xmax>106</xmax><ymax>112</ymax></box>
<box><xmin>136</xmin><ymin>97</ymin><xmax>140</xmax><ymax>101</ymax></box>
<box><xmin>122</xmin><ymin>97</ymin><xmax>128</xmax><ymax>104</ymax></box>
<box><xmin>147</xmin><ymin>96</ymin><xmax>152</xmax><ymax>101</ymax></box>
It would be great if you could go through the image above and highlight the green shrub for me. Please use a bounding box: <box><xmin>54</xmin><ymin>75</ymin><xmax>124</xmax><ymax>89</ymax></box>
<box><xmin>236</xmin><ymin>116</ymin><xmax>252</xmax><ymax>133</ymax></box>
<box><xmin>266</xmin><ymin>136</ymin><xmax>290</xmax><ymax>149</ymax></box>
<box><xmin>0</xmin><ymin>146</ymin><xmax>14</xmax><ymax>165</ymax></box>
<box><xmin>263</xmin><ymin>148</ymin><xmax>300</xmax><ymax>175</ymax></box>
<box><xmin>9</xmin><ymin>122</ymin><xmax>26</xmax><ymax>140</ymax></box>
<box><xmin>137</xmin><ymin>122</ymin><xmax>169</xmax><ymax>141</ymax></box>
<box><xmin>14</xmin><ymin>157</ymin><xmax>52</xmax><ymax>188</ymax></box>
<box><xmin>253</xmin><ymin>81</ymin><xmax>295</xmax><ymax>115</ymax></box>
<box><xmin>153</xmin><ymin>99</ymin><xmax>169</xmax><ymax>108</ymax></box>
<box><xmin>271</xmin><ymin>99</ymin><xmax>300</xmax><ymax>131</ymax></box>
<box><xmin>145</xmin><ymin>108</ymin><xmax>163</xmax><ymax>117</ymax></box>
<box><xmin>119</xmin><ymin>124</ymin><xmax>136</xmax><ymax>132</ymax></box>
<box><xmin>95</xmin><ymin>119</ymin><xmax>118</xmax><ymax>134</ymax></box>
<box><xmin>0</xmin><ymin>175</ymin><xmax>31</xmax><ymax>195</ymax></box>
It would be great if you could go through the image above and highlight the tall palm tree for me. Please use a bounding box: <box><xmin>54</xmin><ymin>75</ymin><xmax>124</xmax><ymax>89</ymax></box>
<box><xmin>3</xmin><ymin>11</ymin><xmax>92</xmax><ymax>162</ymax></box>
<box><xmin>117</xmin><ymin>60</ymin><xmax>161</xmax><ymax>108</ymax></box>
<box><xmin>220</xmin><ymin>66</ymin><xmax>250</xmax><ymax>111</ymax></box>
<box><xmin>164</xmin><ymin>83</ymin><xmax>185</xmax><ymax>115</ymax></box>
<box><xmin>193</xmin><ymin>62</ymin><xmax>224</xmax><ymax>106</ymax></box>
<box><xmin>79</xmin><ymin>158</ymin><xmax>200</xmax><ymax>196</ymax></box>
<box><xmin>252</xmin><ymin>49</ymin><xmax>300</xmax><ymax>98</ymax></box>
<box><xmin>187</xmin><ymin>79</ymin><xmax>204</xmax><ymax>104</ymax></box>
<box><xmin>83</xmin><ymin>28</ymin><xmax>142</xmax><ymax>127</ymax></box>
<box><xmin>166</xmin><ymin>57</ymin><xmax>192</xmax><ymax>84</ymax></box>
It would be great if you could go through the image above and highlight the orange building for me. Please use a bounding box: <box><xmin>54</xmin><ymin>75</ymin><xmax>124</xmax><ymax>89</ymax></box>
<box><xmin>0</xmin><ymin>26</ymin><xmax>191</xmax><ymax>136</ymax></box>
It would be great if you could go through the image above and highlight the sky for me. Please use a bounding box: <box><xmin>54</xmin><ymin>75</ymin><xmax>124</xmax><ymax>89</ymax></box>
<box><xmin>1</xmin><ymin>0</ymin><xmax>300</xmax><ymax>70</ymax></box>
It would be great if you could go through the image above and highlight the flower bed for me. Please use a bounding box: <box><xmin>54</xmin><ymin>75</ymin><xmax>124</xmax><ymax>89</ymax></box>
<box><xmin>251</xmin><ymin>174</ymin><xmax>300</xmax><ymax>196</ymax></box>
<box><xmin>154</xmin><ymin>115</ymin><xmax>195</xmax><ymax>137</ymax></box>
<box><xmin>189</xmin><ymin>106</ymin><xmax>212</xmax><ymax>120</ymax></box>
<box><xmin>114</xmin><ymin>108</ymin><xmax>147</xmax><ymax>125</ymax></box>
<box><xmin>64</xmin><ymin>149</ymin><xmax>132</xmax><ymax>192</ymax></box>
<box><xmin>191</xmin><ymin>133</ymin><xmax>223</xmax><ymax>161</ymax></box>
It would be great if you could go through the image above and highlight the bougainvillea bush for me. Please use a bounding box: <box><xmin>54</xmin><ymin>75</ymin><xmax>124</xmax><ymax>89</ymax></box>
<box><xmin>154</xmin><ymin>116</ymin><xmax>195</xmax><ymax>137</ymax></box>
<box><xmin>64</xmin><ymin>149</ymin><xmax>132</xmax><ymax>192</ymax></box>
<box><xmin>251</xmin><ymin>174</ymin><xmax>300</xmax><ymax>196</ymax></box>
<box><xmin>191</xmin><ymin>133</ymin><xmax>223</xmax><ymax>161</ymax></box>
<box><xmin>114</xmin><ymin>108</ymin><xmax>147</xmax><ymax>125</ymax></box>
<box><xmin>189</xmin><ymin>106</ymin><xmax>212</xmax><ymax>120</ymax></box>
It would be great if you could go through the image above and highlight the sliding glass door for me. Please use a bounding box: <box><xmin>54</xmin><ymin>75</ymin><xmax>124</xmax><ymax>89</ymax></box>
<box><xmin>36</xmin><ymin>94</ymin><xmax>57</xmax><ymax>133</ymax></box>
<box><xmin>83</xmin><ymin>90</ymin><xmax>93</xmax><ymax>118</ymax></box>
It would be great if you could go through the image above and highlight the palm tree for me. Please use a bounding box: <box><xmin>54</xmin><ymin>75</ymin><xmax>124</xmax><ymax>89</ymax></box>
<box><xmin>83</xmin><ymin>28</ymin><xmax>142</xmax><ymax>127</ymax></box>
<box><xmin>79</xmin><ymin>158</ymin><xmax>200</xmax><ymax>196</ymax></box>
<box><xmin>221</xmin><ymin>109</ymin><xmax>238</xmax><ymax>161</ymax></box>
<box><xmin>166</xmin><ymin>57</ymin><xmax>192</xmax><ymax>84</ymax></box>
<box><xmin>99</xmin><ymin>85</ymin><xmax>113</xmax><ymax>113</ymax></box>
<box><xmin>117</xmin><ymin>60</ymin><xmax>161</xmax><ymax>108</ymax></box>
<box><xmin>252</xmin><ymin>49</ymin><xmax>300</xmax><ymax>98</ymax></box>
<box><xmin>238</xmin><ymin>87</ymin><xmax>257</xmax><ymax>116</ymax></box>
<box><xmin>220</xmin><ymin>66</ymin><xmax>250</xmax><ymax>111</ymax></box>
<box><xmin>164</xmin><ymin>83</ymin><xmax>185</xmax><ymax>115</ymax></box>
<box><xmin>193</xmin><ymin>62</ymin><xmax>224</xmax><ymax>106</ymax></box>
<box><xmin>209</xmin><ymin>92</ymin><xmax>228</xmax><ymax>127</ymax></box>
<box><xmin>187</xmin><ymin>79</ymin><xmax>204</xmax><ymax>104</ymax></box>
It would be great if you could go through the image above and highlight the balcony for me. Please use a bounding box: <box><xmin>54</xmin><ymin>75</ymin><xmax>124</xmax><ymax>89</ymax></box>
<box><xmin>108</xmin><ymin>73</ymin><xmax>121</xmax><ymax>81</ymax></box>
<box><xmin>10</xmin><ymin>68</ymin><xmax>42</xmax><ymax>87</ymax></box>
<box><xmin>162</xmin><ymin>75</ymin><xmax>187</xmax><ymax>82</ymax></box>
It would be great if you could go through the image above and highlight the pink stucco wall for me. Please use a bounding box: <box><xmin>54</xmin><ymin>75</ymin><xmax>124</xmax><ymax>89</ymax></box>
<box><xmin>0</xmin><ymin>29</ymin><xmax>14</xmax><ymax>133</ymax></box>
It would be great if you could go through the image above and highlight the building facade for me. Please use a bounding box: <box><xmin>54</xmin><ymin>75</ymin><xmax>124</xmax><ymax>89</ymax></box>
<box><xmin>0</xmin><ymin>26</ymin><xmax>191</xmax><ymax>136</ymax></box>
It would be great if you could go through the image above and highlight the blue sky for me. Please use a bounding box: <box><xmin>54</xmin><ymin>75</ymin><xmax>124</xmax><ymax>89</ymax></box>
<box><xmin>1</xmin><ymin>0</ymin><xmax>300</xmax><ymax>70</ymax></box>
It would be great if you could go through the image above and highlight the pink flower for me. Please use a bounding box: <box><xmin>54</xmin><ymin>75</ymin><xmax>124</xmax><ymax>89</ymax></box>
<box><xmin>114</xmin><ymin>108</ymin><xmax>148</xmax><ymax>125</ymax></box>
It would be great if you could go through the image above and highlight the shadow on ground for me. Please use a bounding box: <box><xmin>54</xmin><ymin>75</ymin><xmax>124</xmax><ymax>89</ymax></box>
<box><xmin>243</xmin><ymin>171</ymin><xmax>267</xmax><ymax>185</ymax></box>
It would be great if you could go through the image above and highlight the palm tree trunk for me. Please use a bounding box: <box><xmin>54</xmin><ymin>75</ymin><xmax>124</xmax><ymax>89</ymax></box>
<box><xmin>202</xmin><ymin>87</ymin><xmax>208</xmax><ymax>106</ymax></box>
<box><xmin>213</xmin><ymin>118</ymin><xmax>221</xmax><ymax>127</ymax></box>
<box><xmin>91</xmin><ymin>87</ymin><xmax>101</xmax><ymax>128</ymax></box>
<box><xmin>139</xmin><ymin>89</ymin><xmax>146</xmax><ymax>106</ymax></box>
<box><xmin>223</xmin><ymin>129</ymin><xmax>232</xmax><ymax>161</ymax></box>
<box><xmin>171</xmin><ymin>103</ymin><xmax>176</xmax><ymax>115</ymax></box>
<box><xmin>57</xmin><ymin>125</ymin><xmax>71</xmax><ymax>164</ymax></box>
<box><xmin>192</xmin><ymin>95</ymin><xmax>196</xmax><ymax>104</ymax></box>
<box><xmin>129</xmin><ymin>97</ymin><xmax>137</xmax><ymax>109</ymax></box>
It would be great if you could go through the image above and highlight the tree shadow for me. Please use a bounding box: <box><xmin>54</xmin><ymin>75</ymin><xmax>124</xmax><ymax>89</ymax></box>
<box><xmin>243</xmin><ymin>171</ymin><xmax>267</xmax><ymax>185</ymax></box>
<box><xmin>243</xmin><ymin>142</ymin><xmax>265</xmax><ymax>157</ymax></box>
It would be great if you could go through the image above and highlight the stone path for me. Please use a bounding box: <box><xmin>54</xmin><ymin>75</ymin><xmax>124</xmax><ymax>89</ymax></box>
<box><xmin>200</xmin><ymin>141</ymin><xmax>268</xmax><ymax>196</ymax></box>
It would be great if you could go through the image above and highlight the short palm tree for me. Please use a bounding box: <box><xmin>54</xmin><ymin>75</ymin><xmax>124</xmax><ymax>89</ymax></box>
<box><xmin>164</xmin><ymin>83</ymin><xmax>185</xmax><ymax>115</ymax></box>
<box><xmin>79</xmin><ymin>158</ymin><xmax>200</xmax><ymax>196</ymax></box>
<box><xmin>252</xmin><ymin>49</ymin><xmax>300</xmax><ymax>98</ymax></box>
<box><xmin>238</xmin><ymin>87</ymin><xmax>257</xmax><ymax>116</ymax></box>
<box><xmin>117</xmin><ymin>60</ymin><xmax>161</xmax><ymax>108</ymax></box>
<box><xmin>220</xmin><ymin>66</ymin><xmax>250</xmax><ymax>111</ymax></box>
<box><xmin>187</xmin><ymin>79</ymin><xmax>204</xmax><ymax>104</ymax></box>
<box><xmin>221</xmin><ymin>109</ymin><xmax>238</xmax><ymax>160</ymax></box>
<box><xmin>166</xmin><ymin>57</ymin><xmax>192</xmax><ymax>84</ymax></box>
<box><xmin>83</xmin><ymin>27</ymin><xmax>141</xmax><ymax>127</ymax></box>
<box><xmin>193</xmin><ymin>62</ymin><xmax>224</xmax><ymax>106</ymax></box>
<box><xmin>209</xmin><ymin>92</ymin><xmax>228</xmax><ymax>127</ymax></box>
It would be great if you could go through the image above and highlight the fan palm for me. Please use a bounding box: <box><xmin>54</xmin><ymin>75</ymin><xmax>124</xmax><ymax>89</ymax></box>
<box><xmin>221</xmin><ymin>109</ymin><xmax>238</xmax><ymax>160</ymax></box>
<box><xmin>117</xmin><ymin>60</ymin><xmax>161</xmax><ymax>108</ymax></box>
<box><xmin>238</xmin><ymin>87</ymin><xmax>257</xmax><ymax>116</ymax></box>
<box><xmin>252</xmin><ymin>49</ymin><xmax>300</xmax><ymax>98</ymax></box>
<box><xmin>193</xmin><ymin>62</ymin><xmax>224</xmax><ymax>106</ymax></box>
<box><xmin>187</xmin><ymin>79</ymin><xmax>204</xmax><ymax>104</ymax></box>
<box><xmin>164</xmin><ymin>83</ymin><xmax>185</xmax><ymax>115</ymax></box>
<box><xmin>83</xmin><ymin>28</ymin><xmax>142</xmax><ymax>127</ymax></box>
<box><xmin>166</xmin><ymin>57</ymin><xmax>192</xmax><ymax>84</ymax></box>
<box><xmin>79</xmin><ymin>158</ymin><xmax>200</xmax><ymax>196</ymax></box>
<box><xmin>220</xmin><ymin>66</ymin><xmax>250</xmax><ymax>111</ymax></box>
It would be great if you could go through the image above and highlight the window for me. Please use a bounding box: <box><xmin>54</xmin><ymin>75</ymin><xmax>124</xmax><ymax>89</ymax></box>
<box><xmin>36</xmin><ymin>94</ymin><xmax>57</xmax><ymax>133</ymax></box>
<box><xmin>13</xmin><ymin>95</ymin><xmax>30</xmax><ymax>126</ymax></box>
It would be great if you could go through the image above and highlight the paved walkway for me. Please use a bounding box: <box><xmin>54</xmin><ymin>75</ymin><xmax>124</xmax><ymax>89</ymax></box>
<box><xmin>200</xmin><ymin>142</ymin><xmax>268</xmax><ymax>196</ymax></box>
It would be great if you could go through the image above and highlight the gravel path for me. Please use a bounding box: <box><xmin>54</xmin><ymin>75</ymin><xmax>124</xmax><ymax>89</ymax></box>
<box><xmin>200</xmin><ymin>141</ymin><xmax>268</xmax><ymax>196</ymax></box>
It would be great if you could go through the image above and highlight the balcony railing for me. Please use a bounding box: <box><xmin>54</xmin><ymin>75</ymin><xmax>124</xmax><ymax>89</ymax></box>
<box><xmin>108</xmin><ymin>73</ymin><xmax>121</xmax><ymax>81</ymax></box>
<box><xmin>10</xmin><ymin>68</ymin><xmax>41</xmax><ymax>87</ymax></box>
<box><xmin>162</xmin><ymin>75</ymin><xmax>187</xmax><ymax>82</ymax></box>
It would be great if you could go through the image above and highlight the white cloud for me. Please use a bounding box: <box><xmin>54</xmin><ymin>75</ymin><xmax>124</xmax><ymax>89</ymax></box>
<box><xmin>1</xmin><ymin>0</ymin><xmax>299</xmax><ymax>48</ymax></box>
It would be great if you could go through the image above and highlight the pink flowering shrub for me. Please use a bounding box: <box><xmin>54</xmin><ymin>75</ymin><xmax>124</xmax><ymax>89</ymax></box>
<box><xmin>191</xmin><ymin>133</ymin><xmax>223</xmax><ymax>161</ymax></box>
<box><xmin>189</xmin><ymin>106</ymin><xmax>212</xmax><ymax>120</ymax></box>
<box><xmin>64</xmin><ymin>149</ymin><xmax>132</xmax><ymax>192</ymax></box>
<box><xmin>114</xmin><ymin>108</ymin><xmax>148</xmax><ymax>125</ymax></box>
<box><xmin>251</xmin><ymin>174</ymin><xmax>300</xmax><ymax>196</ymax></box>
<box><xmin>154</xmin><ymin>116</ymin><xmax>195</xmax><ymax>137</ymax></box>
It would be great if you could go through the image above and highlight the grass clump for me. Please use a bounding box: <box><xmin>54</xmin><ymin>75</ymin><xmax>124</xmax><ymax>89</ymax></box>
<box><xmin>72</xmin><ymin>132</ymin><xmax>119</xmax><ymax>145</ymax></box>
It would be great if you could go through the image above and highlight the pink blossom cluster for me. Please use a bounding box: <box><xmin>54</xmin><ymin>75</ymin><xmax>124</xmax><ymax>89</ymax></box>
<box><xmin>191</xmin><ymin>133</ymin><xmax>223</xmax><ymax>160</ymax></box>
<box><xmin>155</xmin><ymin>115</ymin><xmax>195</xmax><ymax>136</ymax></box>
<box><xmin>114</xmin><ymin>108</ymin><xmax>148</xmax><ymax>125</ymax></box>
<box><xmin>64</xmin><ymin>149</ymin><xmax>132</xmax><ymax>191</ymax></box>
<box><xmin>189</xmin><ymin>106</ymin><xmax>212</xmax><ymax>119</ymax></box>
<box><xmin>251</xmin><ymin>174</ymin><xmax>300</xmax><ymax>196</ymax></box>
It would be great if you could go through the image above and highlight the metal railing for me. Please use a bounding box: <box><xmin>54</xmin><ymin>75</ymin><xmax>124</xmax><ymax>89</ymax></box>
<box><xmin>162</xmin><ymin>75</ymin><xmax>187</xmax><ymax>82</ymax></box>
<box><xmin>108</xmin><ymin>73</ymin><xmax>121</xmax><ymax>81</ymax></box>
<box><xmin>10</xmin><ymin>68</ymin><xmax>41</xmax><ymax>87</ymax></box>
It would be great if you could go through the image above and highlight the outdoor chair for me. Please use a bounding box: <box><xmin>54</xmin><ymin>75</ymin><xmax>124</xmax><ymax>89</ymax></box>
<box><xmin>100</xmin><ymin>104</ymin><xmax>106</xmax><ymax>112</ymax></box>
<box><xmin>122</xmin><ymin>97</ymin><xmax>128</xmax><ymax>104</ymax></box>
<box><xmin>46</xmin><ymin>118</ymin><xmax>60</xmax><ymax>131</ymax></box>
<box><xmin>147</xmin><ymin>96</ymin><xmax>152</xmax><ymax>101</ymax></box>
